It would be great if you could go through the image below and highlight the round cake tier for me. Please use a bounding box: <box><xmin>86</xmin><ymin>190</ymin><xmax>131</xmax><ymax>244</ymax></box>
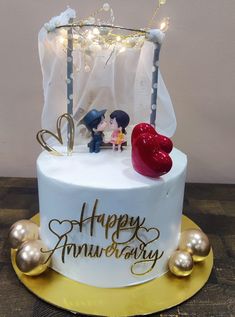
<box><xmin>37</xmin><ymin>146</ymin><xmax>187</xmax><ymax>288</ymax></box>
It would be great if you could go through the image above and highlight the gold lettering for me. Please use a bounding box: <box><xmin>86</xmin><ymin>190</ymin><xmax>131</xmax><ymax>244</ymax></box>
<box><xmin>97</xmin><ymin>214</ymin><xmax>105</xmax><ymax>226</ymax></box>
<box><xmin>47</xmin><ymin>199</ymin><xmax>164</xmax><ymax>277</ymax></box>
<box><xmin>105</xmin><ymin>214</ymin><xmax>117</xmax><ymax>239</ymax></box>
<box><xmin>131</xmin><ymin>250</ymin><xmax>164</xmax><ymax>276</ymax></box>
<box><xmin>105</xmin><ymin>243</ymin><xmax>117</xmax><ymax>257</ymax></box>
<box><xmin>115</xmin><ymin>214</ymin><xmax>129</xmax><ymax>239</ymax></box>
<box><xmin>90</xmin><ymin>199</ymin><xmax>98</xmax><ymax>236</ymax></box>
<box><xmin>79</xmin><ymin>202</ymin><xmax>86</xmax><ymax>232</ymax></box>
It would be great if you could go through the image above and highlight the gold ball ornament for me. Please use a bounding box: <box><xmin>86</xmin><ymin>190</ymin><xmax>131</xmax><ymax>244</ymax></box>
<box><xmin>168</xmin><ymin>250</ymin><xmax>194</xmax><ymax>277</ymax></box>
<box><xmin>179</xmin><ymin>229</ymin><xmax>211</xmax><ymax>262</ymax></box>
<box><xmin>8</xmin><ymin>220</ymin><xmax>39</xmax><ymax>249</ymax></box>
<box><xmin>15</xmin><ymin>240</ymin><xmax>51</xmax><ymax>276</ymax></box>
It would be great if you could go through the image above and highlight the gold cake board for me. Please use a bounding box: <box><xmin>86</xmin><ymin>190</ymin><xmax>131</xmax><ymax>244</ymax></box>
<box><xmin>11</xmin><ymin>214</ymin><xmax>213</xmax><ymax>317</ymax></box>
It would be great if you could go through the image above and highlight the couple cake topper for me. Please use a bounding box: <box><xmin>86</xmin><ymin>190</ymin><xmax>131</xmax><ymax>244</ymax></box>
<box><xmin>81</xmin><ymin>109</ymin><xmax>130</xmax><ymax>153</ymax></box>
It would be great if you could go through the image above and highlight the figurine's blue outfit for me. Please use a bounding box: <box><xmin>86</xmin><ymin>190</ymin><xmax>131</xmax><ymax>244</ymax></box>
<box><xmin>88</xmin><ymin>132</ymin><xmax>103</xmax><ymax>153</ymax></box>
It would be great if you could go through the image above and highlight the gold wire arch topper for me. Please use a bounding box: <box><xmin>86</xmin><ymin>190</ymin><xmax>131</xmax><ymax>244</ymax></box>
<box><xmin>36</xmin><ymin>113</ymin><xmax>75</xmax><ymax>156</ymax></box>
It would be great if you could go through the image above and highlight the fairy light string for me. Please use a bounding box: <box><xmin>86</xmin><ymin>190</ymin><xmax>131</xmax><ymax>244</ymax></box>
<box><xmin>55</xmin><ymin>1</ymin><xmax>169</xmax><ymax>50</ymax></box>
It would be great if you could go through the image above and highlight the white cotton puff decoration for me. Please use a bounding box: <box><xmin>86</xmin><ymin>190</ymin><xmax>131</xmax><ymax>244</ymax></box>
<box><xmin>44</xmin><ymin>7</ymin><xmax>76</xmax><ymax>32</ymax></box>
<box><xmin>146</xmin><ymin>29</ymin><xmax>165</xmax><ymax>44</ymax></box>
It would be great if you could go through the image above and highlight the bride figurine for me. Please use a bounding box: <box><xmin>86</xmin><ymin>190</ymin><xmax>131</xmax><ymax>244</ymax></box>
<box><xmin>109</xmin><ymin>110</ymin><xmax>130</xmax><ymax>152</ymax></box>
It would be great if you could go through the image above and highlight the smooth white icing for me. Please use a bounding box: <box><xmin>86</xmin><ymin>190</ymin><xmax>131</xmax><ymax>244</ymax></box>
<box><xmin>37</xmin><ymin>146</ymin><xmax>187</xmax><ymax>288</ymax></box>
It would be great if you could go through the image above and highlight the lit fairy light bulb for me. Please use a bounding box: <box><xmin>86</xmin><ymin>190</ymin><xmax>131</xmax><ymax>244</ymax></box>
<box><xmin>160</xmin><ymin>17</ymin><xmax>170</xmax><ymax>32</ymax></box>
<box><xmin>119</xmin><ymin>47</ymin><xmax>126</xmax><ymax>53</ymax></box>
<box><xmin>59</xmin><ymin>37</ymin><xmax>65</xmax><ymax>44</ymax></box>
<box><xmin>93</xmin><ymin>27</ymin><xmax>100</xmax><ymax>35</ymax></box>
<box><xmin>57</xmin><ymin>28</ymin><xmax>68</xmax><ymax>45</ymax></box>
<box><xmin>57</xmin><ymin>35</ymin><xmax>67</xmax><ymax>45</ymax></box>
<box><xmin>116</xmin><ymin>35</ymin><xmax>121</xmax><ymax>42</ymax></box>
<box><xmin>160</xmin><ymin>21</ymin><xmax>166</xmax><ymax>31</ymax></box>
<box><xmin>87</xmin><ymin>31</ymin><xmax>95</xmax><ymax>40</ymax></box>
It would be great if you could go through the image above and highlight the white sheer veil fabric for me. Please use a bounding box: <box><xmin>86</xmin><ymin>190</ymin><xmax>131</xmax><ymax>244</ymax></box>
<box><xmin>38</xmin><ymin>8</ymin><xmax>176</xmax><ymax>145</ymax></box>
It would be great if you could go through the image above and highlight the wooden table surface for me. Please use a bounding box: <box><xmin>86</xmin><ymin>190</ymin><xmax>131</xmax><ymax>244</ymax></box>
<box><xmin>0</xmin><ymin>178</ymin><xmax>234</xmax><ymax>317</ymax></box>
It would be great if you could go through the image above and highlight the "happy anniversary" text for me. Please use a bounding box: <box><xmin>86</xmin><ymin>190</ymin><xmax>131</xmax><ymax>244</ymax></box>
<box><xmin>43</xmin><ymin>199</ymin><xmax>164</xmax><ymax>276</ymax></box>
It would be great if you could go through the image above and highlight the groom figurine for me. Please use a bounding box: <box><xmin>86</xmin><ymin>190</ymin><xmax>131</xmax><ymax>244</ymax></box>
<box><xmin>81</xmin><ymin>109</ymin><xmax>107</xmax><ymax>153</ymax></box>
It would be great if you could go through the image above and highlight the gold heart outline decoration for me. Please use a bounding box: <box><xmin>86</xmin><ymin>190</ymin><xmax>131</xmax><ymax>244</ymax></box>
<box><xmin>136</xmin><ymin>227</ymin><xmax>160</xmax><ymax>246</ymax></box>
<box><xmin>36</xmin><ymin>113</ymin><xmax>75</xmax><ymax>156</ymax></box>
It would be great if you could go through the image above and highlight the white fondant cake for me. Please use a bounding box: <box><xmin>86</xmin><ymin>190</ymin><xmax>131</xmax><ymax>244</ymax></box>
<box><xmin>37</xmin><ymin>145</ymin><xmax>187</xmax><ymax>288</ymax></box>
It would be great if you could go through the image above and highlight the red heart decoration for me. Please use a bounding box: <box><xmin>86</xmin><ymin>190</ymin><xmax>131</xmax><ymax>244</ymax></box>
<box><xmin>131</xmin><ymin>123</ymin><xmax>173</xmax><ymax>178</ymax></box>
<box><xmin>131</xmin><ymin>123</ymin><xmax>173</xmax><ymax>154</ymax></box>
